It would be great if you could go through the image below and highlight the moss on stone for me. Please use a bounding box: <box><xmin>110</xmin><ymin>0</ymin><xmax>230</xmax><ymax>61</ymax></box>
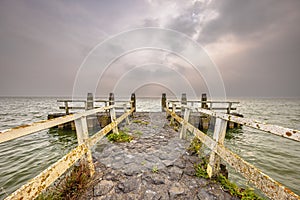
<box><xmin>195</xmin><ymin>158</ymin><xmax>209</xmax><ymax>179</ymax></box>
<box><xmin>132</xmin><ymin>119</ymin><xmax>149</xmax><ymax>125</ymax></box>
<box><xmin>194</xmin><ymin>157</ymin><xmax>264</xmax><ymax>200</ymax></box>
<box><xmin>217</xmin><ymin>174</ymin><xmax>264</xmax><ymax>200</ymax></box>
<box><xmin>107</xmin><ymin>131</ymin><xmax>134</xmax><ymax>143</ymax></box>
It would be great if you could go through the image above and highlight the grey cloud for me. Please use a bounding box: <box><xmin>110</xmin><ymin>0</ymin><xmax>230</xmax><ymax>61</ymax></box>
<box><xmin>143</xmin><ymin>18</ymin><xmax>160</xmax><ymax>27</ymax></box>
<box><xmin>198</xmin><ymin>0</ymin><xmax>300</xmax><ymax>44</ymax></box>
<box><xmin>0</xmin><ymin>0</ymin><xmax>299</xmax><ymax>97</ymax></box>
<box><xmin>166</xmin><ymin>1</ymin><xmax>207</xmax><ymax>37</ymax></box>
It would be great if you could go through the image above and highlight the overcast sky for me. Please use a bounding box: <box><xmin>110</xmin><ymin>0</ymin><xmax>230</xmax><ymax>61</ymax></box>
<box><xmin>0</xmin><ymin>0</ymin><xmax>299</xmax><ymax>98</ymax></box>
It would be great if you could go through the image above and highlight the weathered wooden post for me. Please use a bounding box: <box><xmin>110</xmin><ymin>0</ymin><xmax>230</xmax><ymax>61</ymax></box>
<box><xmin>199</xmin><ymin>116</ymin><xmax>210</xmax><ymax>130</ymax></box>
<box><xmin>181</xmin><ymin>93</ymin><xmax>187</xmax><ymax>116</ymax></box>
<box><xmin>170</xmin><ymin>103</ymin><xmax>176</xmax><ymax>125</ymax></box>
<box><xmin>110</xmin><ymin>107</ymin><xmax>118</xmax><ymax>134</ymax></box>
<box><xmin>131</xmin><ymin>93</ymin><xmax>136</xmax><ymax>112</ymax></box>
<box><xmin>201</xmin><ymin>93</ymin><xmax>207</xmax><ymax>109</ymax></box>
<box><xmin>108</xmin><ymin>93</ymin><xmax>118</xmax><ymax>133</ymax></box>
<box><xmin>74</xmin><ymin>116</ymin><xmax>95</xmax><ymax>176</ymax></box>
<box><xmin>86</xmin><ymin>93</ymin><xmax>94</xmax><ymax>110</ymax></box>
<box><xmin>180</xmin><ymin>107</ymin><xmax>191</xmax><ymax>139</ymax></box>
<box><xmin>109</xmin><ymin>92</ymin><xmax>115</xmax><ymax>105</ymax></box>
<box><xmin>123</xmin><ymin>103</ymin><xmax>130</xmax><ymax>125</ymax></box>
<box><xmin>199</xmin><ymin>93</ymin><xmax>210</xmax><ymax>131</ymax></box>
<box><xmin>227</xmin><ymin>102</ymin><xmax>232</xmax><ymax>114</ymax></box>
<box><xmin>64</xmin><ymin>101</ymin><xmax>69</xmax><ymax>115</ymax></box>
<box><xmin>161</xmin><ymin>93</ymin><xmax>166</xmax><ymax>112</ymax></box>
<box><xmin>227</xmin><ymin>102</ymin><xmax>235</xmax><ymax>129</ymax></box>
<box><xmin>86</xmin><ymin>93</ymin><xmax>95</xmax><ymax>129</ymax></box>
<box><xmin>207</xmin><ymin>117</ymin><xmax>227</xmax><ymax>178</ymax></box>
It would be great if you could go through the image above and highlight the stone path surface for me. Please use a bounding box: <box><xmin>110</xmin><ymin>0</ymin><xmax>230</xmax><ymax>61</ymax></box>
<box><xmin>81</xmin><ymin>112</ymin><xmax>238</xmax><ymax>200</ymax></box>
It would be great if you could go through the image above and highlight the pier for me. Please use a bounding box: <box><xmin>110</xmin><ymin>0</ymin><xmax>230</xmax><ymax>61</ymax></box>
<box><xmin>0</xmin><ymin>93</ymin><xmax>300</xmax><ymax>199</ymax></box>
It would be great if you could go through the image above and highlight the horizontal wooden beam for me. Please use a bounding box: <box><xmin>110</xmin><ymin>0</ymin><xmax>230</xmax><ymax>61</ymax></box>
<box><xmin>197</xmin><ymin>108</ymin><xmax>300</xmax><ymax>142</ymax></box>
<box><xmin>57</xmin><ymin>100</ymin><xmax>86</xmax><ymax>102</ymax></box>
<box><xmin>59</xmin><ymin>106</ymin><xmax>85</xmax><ymax>110</ymax></box>
<box><xmin>168</xmin><ymin>100</ymin><xmax>240</xmax><ymax>104</ymax></box>
<box><xmin>0</xmin><ymin>106</ymin><xmax>114</xmax><ymax>144</ymax></box>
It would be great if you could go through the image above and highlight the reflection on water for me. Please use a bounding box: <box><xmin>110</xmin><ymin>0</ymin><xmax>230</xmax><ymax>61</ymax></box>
<box><xmin>0</xmin><ymin>97</ymin><xmax>299</xmax><ymax>198</ymax></box>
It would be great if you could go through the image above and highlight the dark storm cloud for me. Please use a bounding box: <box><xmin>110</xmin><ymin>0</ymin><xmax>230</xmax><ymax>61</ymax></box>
<box><xmin>199</xmin><ymin>0</ymin><xmax>300</xmax><ymax>44</ymax></box>
<box><xmin>196</xmin><ymin>0</ymin><xmax>300</xmax><ymax>97</ymax></box>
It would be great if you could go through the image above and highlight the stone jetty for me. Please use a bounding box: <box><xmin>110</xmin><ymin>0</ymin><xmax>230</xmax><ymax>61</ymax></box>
<box><xmin>81</xmin><ymin>112</ymin><xmax>238</xmax><ymax>199</ymax></box>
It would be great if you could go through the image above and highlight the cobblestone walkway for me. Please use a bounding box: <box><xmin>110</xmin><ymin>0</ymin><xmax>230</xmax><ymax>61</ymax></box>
<box><xmin>82</xmin><ymin>112</ymin><xmax>237</xmax><ymax>200</ymax></box>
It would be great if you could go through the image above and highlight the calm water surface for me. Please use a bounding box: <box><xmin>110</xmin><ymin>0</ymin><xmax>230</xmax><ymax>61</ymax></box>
<box><xmin>0</xmin><ymin>97</ymin><xmax>299</xmax><ymax>199</ymax></box>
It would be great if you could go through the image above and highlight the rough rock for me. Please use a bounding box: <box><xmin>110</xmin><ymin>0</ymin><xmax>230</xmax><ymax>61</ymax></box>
<box><xmin>80</xmin><ymin>113</ymin><xmax>239</xmax><ymax>200</ymax></box>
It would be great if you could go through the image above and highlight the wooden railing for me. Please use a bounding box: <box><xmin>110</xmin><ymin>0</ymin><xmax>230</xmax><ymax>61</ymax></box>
<box><xmin>58</xmin><ymin>99</ymin><xmax>134</xmax><ymax>114</ymax></box>
<box><xmin>0</xmin><ymin>102</ymin><xmax>134</xmax><ymax>200</ymax></box>
<box><xmin>58</xmin><ymin>93</ymin><xmax>136</xmax><ymax>114</ymax></box>
<box><xmin>166</xmin><ymin>100</ymin><xmax>300</xmax><ymax>200</ymax></box>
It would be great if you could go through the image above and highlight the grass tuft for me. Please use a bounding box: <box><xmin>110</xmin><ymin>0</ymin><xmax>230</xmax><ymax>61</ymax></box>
<box><xmin>195</xmin><ymin>158</ymin><xmax>209</xmax><ymax>179</ymax></box>
<box><xmin>217</xmin><ymin>174</ymin><xmax>264</xmax><ymax>200</ymax></box>
<box><xmin>194</xmin><ymin>157</ymin><xmax>264</xmax><ymax>199</ymax></box>
<box><xmin>152</xmin><ymin>165</ymin><xmax>158</xmax><ymax>173</ymax></box>
<box><xmin>36</xmin><ymin>163</ymin><xmax>91</xmax><ymax>200</ymax></box>
<box><xmin>187</xmin><ymin>137</ymin><xmax>202</xmax><ymax>156</ymax></box>
<box><xmin>107</xmin><ymin>130</ymin><xmax>134</xmax><ymax>143</ymax></box>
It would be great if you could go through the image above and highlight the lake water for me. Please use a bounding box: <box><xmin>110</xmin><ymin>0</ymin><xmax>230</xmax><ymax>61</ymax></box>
<box><xmin>0</xmin><ymin>97</ymin><xmax>299</xmax><ymax>199</ymax></box>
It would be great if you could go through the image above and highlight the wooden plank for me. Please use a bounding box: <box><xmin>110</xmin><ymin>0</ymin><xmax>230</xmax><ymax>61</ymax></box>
<box><xmin>57</xmin><ymin>100</ymin><xmax>86</xmax><ymax>102</ymax></box>
<box><xmin>0</xmin><ymin>106</ymin><xmax>113</xmax><ymax>144</ymax></box>
<box><xmin>197</xmin><ymin>108</ymin><xmax>300</xmax><ymax>142</ymax></box>
<box><xmin>210</xmin><ymin>107</ymin><xmax>237</xmax><ymax>110</ymax></box>
<box><xmin>59</xmin><ymin>106</ymin><xmax>86</xmax><ymax>110</ymax></box>
<box><xmin>168</xmin><ymin>100</ymin><xmax>240</xmax><ymax>104</ymax></box>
